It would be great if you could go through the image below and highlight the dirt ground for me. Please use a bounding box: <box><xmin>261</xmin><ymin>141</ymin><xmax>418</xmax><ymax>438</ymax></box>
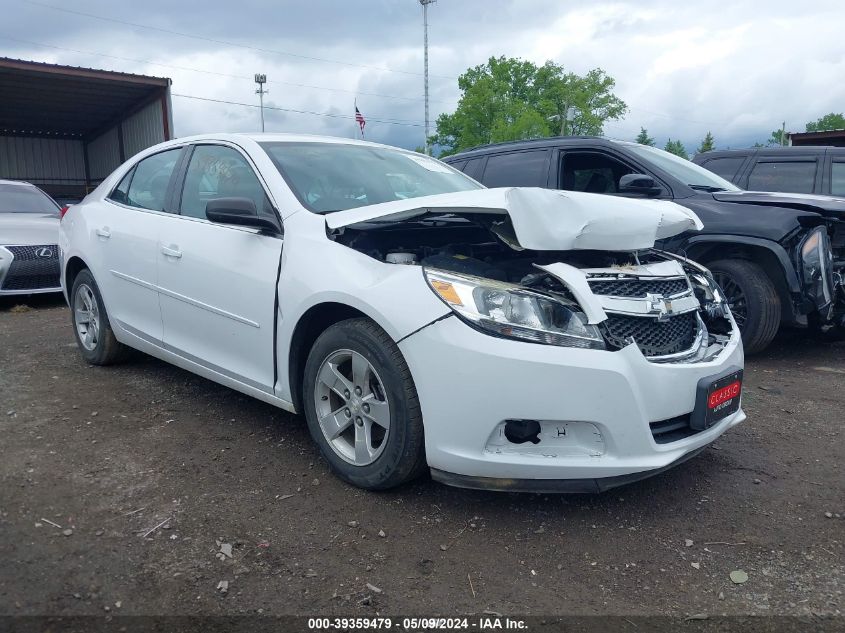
<box><xmin>0</xmin><ymin>295</ymin><xmax>842</xmax><ymax>620</ymax></box>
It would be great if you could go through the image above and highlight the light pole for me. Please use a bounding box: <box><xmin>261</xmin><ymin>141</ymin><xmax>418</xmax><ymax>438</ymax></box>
<box><xmin>548</xmin><ymin>106</ymin><xmax>579</xmax><ymax>136</ymax></box>
<box><xmin>255</xmin><ymin>74</ymin><xmax>268</xmax><ymax>132</ymax></box>
<box><xmin>420</xmin><ymin>0</ymin><xmax>435</xmax><ymax>155</ymax></box>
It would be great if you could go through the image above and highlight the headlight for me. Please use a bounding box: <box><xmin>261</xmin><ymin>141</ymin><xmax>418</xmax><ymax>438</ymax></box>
<box><xmin>800</xmin><ymin>226</ymin><xmax>834</xmax><ymax>312</ymax></box>
<box><xmin>688</xmin><ymin>271</ymin><xmax>730</xmax><ymax>320</ymax></box>
<box><xmin>424</xmin><ymin>268</ymin><xmax>605</xmax><ymax>349</ymax></box>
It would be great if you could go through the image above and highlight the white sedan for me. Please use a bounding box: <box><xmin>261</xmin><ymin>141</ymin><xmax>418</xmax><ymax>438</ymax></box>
<box><xmin>60</xmin><ymin>134</ymin><xmax>745</xmax><ymax>491</ymax></box>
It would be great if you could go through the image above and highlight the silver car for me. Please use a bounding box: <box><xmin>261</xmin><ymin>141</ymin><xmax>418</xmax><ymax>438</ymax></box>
<box><xmin>0</xmin><ymin>180</ymin><xmax>62</xmax><ymax>296</ymax></box>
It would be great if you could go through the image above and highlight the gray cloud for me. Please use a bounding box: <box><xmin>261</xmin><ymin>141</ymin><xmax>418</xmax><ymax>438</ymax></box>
<box><xmin>2</xmin><ymin>0</ymin><xmax>844</xmax><ymax>153</ymax></box>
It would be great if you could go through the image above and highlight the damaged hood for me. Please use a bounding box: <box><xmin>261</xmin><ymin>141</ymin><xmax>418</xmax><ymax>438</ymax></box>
<box><xmin>326</xmin><ymin>187</ymin><xmax>702</xmax><ymax>251</ymax></box>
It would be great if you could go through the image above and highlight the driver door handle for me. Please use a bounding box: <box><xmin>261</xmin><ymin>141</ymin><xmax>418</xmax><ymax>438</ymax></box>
<box><xmin>161</xmin><ymin>245</ymin><xmax>182</xmax><ymax>259</ymax></box>
<box><xmin>95</xmin><ymin>227</ymin><xmax>111</xmax><ymax>238</ymax></box>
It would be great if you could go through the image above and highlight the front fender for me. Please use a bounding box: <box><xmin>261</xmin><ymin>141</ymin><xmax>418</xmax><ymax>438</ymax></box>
<box><xmin>682</xmin><ymin>234</ymin><xmax>801</xmax><ymax>293</ymax></box>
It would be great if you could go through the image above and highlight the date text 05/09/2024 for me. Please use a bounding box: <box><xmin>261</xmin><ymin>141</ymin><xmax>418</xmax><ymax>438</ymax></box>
<box><xmin>307</xmin><ymin>616</ymin><xmax>528</xmax><ymax>630</ymax></box>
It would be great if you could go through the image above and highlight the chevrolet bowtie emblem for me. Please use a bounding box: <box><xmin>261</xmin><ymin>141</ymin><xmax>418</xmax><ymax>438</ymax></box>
<box><xmin>646</xmin><ymin>293</ymin><xmax>674</xmax><ymax>321</ymax></box>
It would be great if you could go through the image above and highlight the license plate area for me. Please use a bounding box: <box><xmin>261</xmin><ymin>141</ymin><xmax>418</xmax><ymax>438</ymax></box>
<box><xmin>691</xmin><ymin>366</ymin><xmax>743</xmax><ymax>431</ymax></box>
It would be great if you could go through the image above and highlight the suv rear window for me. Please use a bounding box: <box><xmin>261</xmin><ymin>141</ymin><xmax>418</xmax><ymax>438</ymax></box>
<box><xmin>480</xmin><ymin>150</ymin><xmax>550</xmax><ymax>188</ymax></box>
<box><xmin>747</xmin><ymin>161</ymin><xmax>816</xmax><ymax>193</ymax></box>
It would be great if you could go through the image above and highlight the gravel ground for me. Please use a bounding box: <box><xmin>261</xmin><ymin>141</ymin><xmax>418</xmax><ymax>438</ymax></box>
<box><xmin>0</xmin><ymin>296</ymin><xmax>842</xmax><ymax>620</ymax></box>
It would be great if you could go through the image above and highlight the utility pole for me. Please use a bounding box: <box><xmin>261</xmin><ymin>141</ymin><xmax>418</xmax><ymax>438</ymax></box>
<box><xmin>781</xmin><ymin>121</ymin><xmax>787</xmax><ymax>146</ymax></box>
<box><xmin>255</xmin><ymin>74</ymin><xmax>268</xmax><ymax>132</ymax></box>
<box><xmin>420</xmin><ymin>0</ymin><xmax>435</xmax><ymax>155</ymax></box>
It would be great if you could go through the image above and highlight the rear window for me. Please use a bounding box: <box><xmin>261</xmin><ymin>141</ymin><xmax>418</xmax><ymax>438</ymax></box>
<box><xmin>831</xmin><ymin>162</ymin><xmax>845</xmax><ymax>196</ymax></box>
<box><xmin>0</xmin><ymin>183</ymin><xmax>59</xmax><ymax>214</ymax></box>
<box><xmin>747</xmin><ymin>161</ymin><xmax>817</xmax><ymax>194</ymax></box>
<box><xmin>480</xmin><ymin>150</ymin><xmax>550</xmax><ymax>188</ymax></box>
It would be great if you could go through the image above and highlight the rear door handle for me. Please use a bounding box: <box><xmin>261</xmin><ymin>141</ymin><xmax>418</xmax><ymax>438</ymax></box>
<box><xmin>96</xmin><ymin>227</ymin><xmax>111</xmax><ymax>238</ymax></box>
<box><xmin>161</xmin><ymin>245</ymin><xmax>182</xmax><ymax>259</ymax></box>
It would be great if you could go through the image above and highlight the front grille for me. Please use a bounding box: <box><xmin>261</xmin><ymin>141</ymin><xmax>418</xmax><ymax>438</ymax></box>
<box><xmin>1</xmin><ymin>244</ymin><xmax>61</xmax><ymax>291</ymax></box>
<box><xmin>588</xmin><ymin>277</ymin><xmax>690</xmax><ymax>298</ymax></box>
<box><xmin>601</xmin><ymin>311</ymin><xmax>698</xmax><ymax>357</ymax></box>
<box><xmin>649</xmin><ymin>413</ymin><xmax>701</xmax><ymax>444</ymax></box>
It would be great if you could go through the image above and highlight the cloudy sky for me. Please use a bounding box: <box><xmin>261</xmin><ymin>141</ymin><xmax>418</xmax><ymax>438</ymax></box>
<box><xmin>3</xmin><ymin>0</ymin><xmax>844</xmax><ymax>154</ymax></box>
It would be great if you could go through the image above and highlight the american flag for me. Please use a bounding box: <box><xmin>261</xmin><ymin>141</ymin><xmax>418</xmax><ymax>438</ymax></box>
<box><xmin>355</xmin><ymin>105</ymin><xmax>366</xmax><ymax>136</ymax></box>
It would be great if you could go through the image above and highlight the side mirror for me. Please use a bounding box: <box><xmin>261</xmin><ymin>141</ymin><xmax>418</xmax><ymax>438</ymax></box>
<box><xmin>205</xmin><ymin>197</ymin><xmax>281</xmax><ymax>234</ymax></box>
<box><xmin>619</xmin><ymin>173</ymin><xmax>662</xmax><ymax>196</ymax></box>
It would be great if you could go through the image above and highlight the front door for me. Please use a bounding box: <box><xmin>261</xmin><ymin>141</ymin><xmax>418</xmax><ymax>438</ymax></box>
<box><xmin>156</xmin><ymin>143</ymin><xmax>283</xmax><ymax>393</ymax></box>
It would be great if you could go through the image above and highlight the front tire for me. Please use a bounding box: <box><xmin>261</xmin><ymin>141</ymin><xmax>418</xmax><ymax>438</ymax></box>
<box><xmin>302</xmin><ymin>318</ymin><xmax>426</xmax><ymax>490</ymax></box>
<box><xmin>709</xmin><ymin>259</ymin><xmax>780</xmax><ymax>355</ymax></box>
<box><xmin>70</xmin><ymin>269</ymin><xmax>128</xmax><ymax>365</ymax></box>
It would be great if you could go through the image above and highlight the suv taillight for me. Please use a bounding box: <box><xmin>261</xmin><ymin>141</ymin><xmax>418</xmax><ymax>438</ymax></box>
<box><xmin>59</xmin><ymin>206</ymin><xmax>70</xmax><ymax>220</ymax></box>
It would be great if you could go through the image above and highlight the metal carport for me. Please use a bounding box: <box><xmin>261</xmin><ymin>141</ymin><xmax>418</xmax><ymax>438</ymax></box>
<box><xmin>0</xmin><ymin>57</ymin><xmax>173</xmax><ymax>201</ymax></box>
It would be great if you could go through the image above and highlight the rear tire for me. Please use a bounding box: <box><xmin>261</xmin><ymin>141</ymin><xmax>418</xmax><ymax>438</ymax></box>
<box><xmin>708</xmin><ymin>259</ymin><xmax>780</xmax><ymax>355</ymax></box>
<box><xmin>302</xmin><ymin>318</ymin><xmax>427</xmax><ymax>490</ymax></box>
<box><xmin>70</xmin><ymin>269</ymin><xmax>128</xmax><ymax>365</ymax></box>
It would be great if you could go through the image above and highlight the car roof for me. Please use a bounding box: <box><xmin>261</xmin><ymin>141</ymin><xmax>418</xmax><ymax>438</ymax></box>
<box><xmin>696</xmin><ymin>147</ymin><xmax>838</xmax><ymax>158</ymax></box>
<box><xmin>155</xmin><ymin>132</ymin><xmax>408</xmax><ymax>153</ymax></box>
<box><xmin>441</xmin><ymin>136</ymin><xmax>628</xmax><ymax>160</ymax></box>
<box><xmin>0</xmin><ymin>179</ymin><xmax>36</xmax><ymax>187</ymax></box>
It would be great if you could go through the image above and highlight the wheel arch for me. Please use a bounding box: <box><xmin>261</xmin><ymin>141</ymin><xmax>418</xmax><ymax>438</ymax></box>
<box><xmin>64</xmin><ymin>255</ymin><xmax>89</xmax><ymax>298</ymax></box>
<box><xmin>287</xmin><ymin>302</ymin><xmax>374</xmax><ymax>414</ymax></box>
<box><xmin>683</xmin><ymin>235</ymin><xmax>800</xmax><ymax>323</ymax></box>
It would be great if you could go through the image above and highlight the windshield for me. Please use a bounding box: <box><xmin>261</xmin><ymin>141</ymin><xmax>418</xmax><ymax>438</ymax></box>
<box><xmin>622</xmin><ymin>143</ymin><xmax>741</xmax><ymax>192</ymax></box>
<box><xmin>0</xmin><ymin>184</ymin><xmax>60</xmax><ymax>214</ymax></box>
<box><xmin>260</xmin><ymin>142</ymin><xmax>482</xmax><ymax>213</ymax></box>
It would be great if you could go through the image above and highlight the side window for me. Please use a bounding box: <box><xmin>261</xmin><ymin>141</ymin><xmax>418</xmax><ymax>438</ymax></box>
<box><xmin>448</xmin><ymin>159</ymin><xmax>468</xmax><ymax>172</ymax></box>
<box><xmin>481</xmin><ymin>150</ymin><xmax>550</xmax><ymax>187</ymax></box>
<box><xmin>560</xmin><ymin>152</ymin><xmax>633</xmax><ymax>194</ymax></box>
<box><xmin>701</xmin><ymin>157</ymin><xmax>745</xmax><ymax>182</ymax></box>
<box><xmin>462</xmin><ymin>157</ymin><xmax>486</xmax><ymax>181</ymax></box>
<box><xmin>125</xmin><ymin>149</ymin><xmax>181</xmax><ymax>211</ymax></box>
<box><xmin>180</xmin><ymin>145</ymin><xmax>274</xmax><ymax>221</ymax></box>
<box><xmin>746</xmin><ymin>161</ymin><xmax>816</xmax><ymax>193</ymax></box>
<box><xmin>830</xmin><ymin>162</ymin><xmax>845</xmax><ymax>196</ymax></box>
<box><xmin>109</xmin><ymin>168</ymin><xmax>134</xmax><ymax>205</ymax></box>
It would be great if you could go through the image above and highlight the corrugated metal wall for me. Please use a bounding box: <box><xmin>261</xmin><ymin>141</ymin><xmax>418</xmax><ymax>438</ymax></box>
<box><xmin>121</xmin><ymin>100</ymin><xmax>166</xmax><ymax>159</ymax></box>
<box><xmin>86</xmin><ymin>127</ymin><xmax>120</xmax><ymax>182</ymax></box>
<box><xmin>1</xmin><ymin>90</ymin><xmax>169</xmax><ymax>197</ymax></box>
<box><xmin>0</xmin><ymin>136</ymin><xmax>85</xmax><ymax>185</ymax></box>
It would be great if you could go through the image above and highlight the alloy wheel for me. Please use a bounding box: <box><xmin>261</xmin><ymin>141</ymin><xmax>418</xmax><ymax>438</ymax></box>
<box><xmin>74</xmin><ymin>284</ymin><xmax>101</xmax><ymax>351</ymax></box>
<box><xmin>712</xmin><ymin>271</ymin><xmax>747</xmax><ymax>331</ymax></box>
<box><xmin>314</xmin><ymin>349</ymin><xmax>391</xmax><ymax>466</ymax></box>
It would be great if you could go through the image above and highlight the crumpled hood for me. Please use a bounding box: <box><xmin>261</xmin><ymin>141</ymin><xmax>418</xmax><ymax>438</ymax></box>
<box><xmin>712</xmin><ymin>190</ymin><xmax>845</xmax><ymax>219</ymax></box>
<box><xmin>326</xmin><ymin>187</ymin><xmax>703</xmax><ymax>251</ymax></box>
<box><xmin>0</xmin><ymin>213</ymin><xmax>60</xmax><ymax>245</ymax></box>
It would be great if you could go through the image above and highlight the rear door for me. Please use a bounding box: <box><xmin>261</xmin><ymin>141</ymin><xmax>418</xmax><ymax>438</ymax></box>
<box><xmin>156</xmin><ymin>142</ymin><xmax>283</xmax><ymax>394</ymax></box>
<box><xmin>94</xmin><ymin>147</ymin><xmax>183</xmax><ymax>344</ymax></box>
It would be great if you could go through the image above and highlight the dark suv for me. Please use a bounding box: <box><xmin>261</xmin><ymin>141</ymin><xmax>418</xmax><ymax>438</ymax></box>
<box><xmin>443</xmin><ymin>137</ymin><xmax>845</xmax><ymax>353</ymax></box>
<box><xmin>693</xmin><ymin>146</ymin><xmax>845</xmax><ymax>195</ymax></box>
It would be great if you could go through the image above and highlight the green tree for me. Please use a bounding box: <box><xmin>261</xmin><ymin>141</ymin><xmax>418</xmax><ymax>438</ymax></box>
<box><xmin>430</xmin><ymin>56</ymin><xmax>627</xmax><ymax>156</ymax></box>
<box><xmin>635</xmin><ymin>127</ymin><xmax>655</xmax><ymax>146</ymax></box>
<box><xmin>696</xmin><ymin>131</ymin><xmax>715</xmax><ymax>154</ymax></box>
<box><xmin>664</xmin><ymin>139</ymin><xmax>689</xmax><ymax>159</ymax></box>
<box><xmin>767</xmin><ymin>129</ymin><xmax>788</xmax><ymax>146</ymax></box>
<box><xmin>805</xmin><ymin>113</ymin><xmax>845</xmax><ymax>132</ymax></box>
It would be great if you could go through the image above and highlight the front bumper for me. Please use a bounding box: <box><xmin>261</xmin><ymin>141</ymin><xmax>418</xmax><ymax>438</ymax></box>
<box><xmin>399</xmin><ymin>315</ymin><xmax>744</xmax><ymax>486</ymax></box>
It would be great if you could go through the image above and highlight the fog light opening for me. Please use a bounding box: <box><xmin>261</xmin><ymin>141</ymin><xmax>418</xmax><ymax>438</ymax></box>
<box><xmin>504</xmin><ymin>419</ymin><xmax>541</xmax><ymax>445</ymax></box>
